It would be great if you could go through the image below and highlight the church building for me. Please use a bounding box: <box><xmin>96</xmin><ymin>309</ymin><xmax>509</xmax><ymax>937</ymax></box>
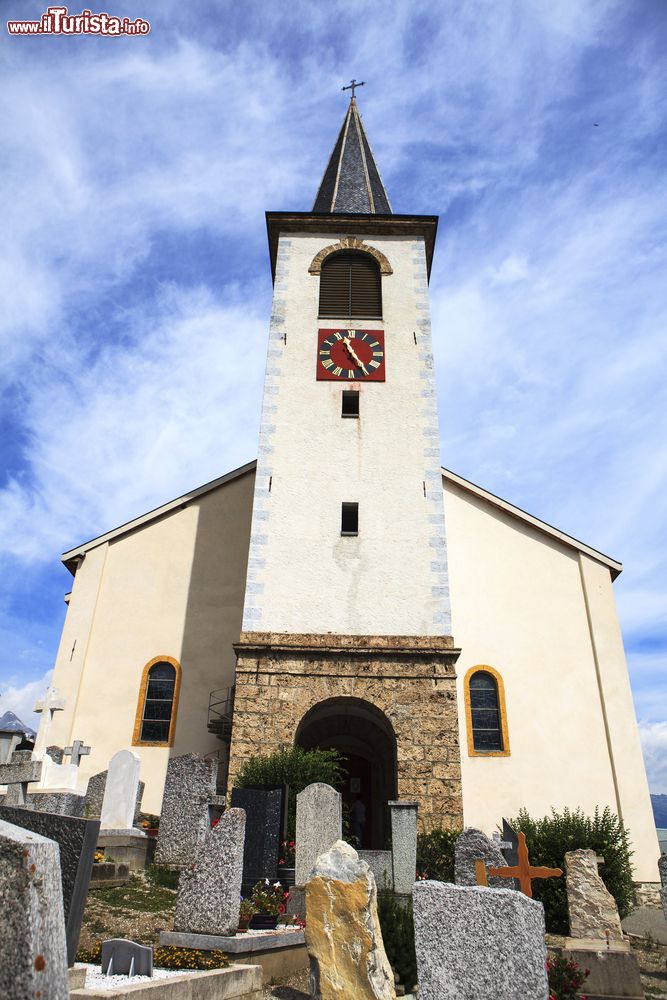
<box><xmin>37</xmin><ymin>98</ymin><xmax>658</xmax><ymax>882</ymax></box>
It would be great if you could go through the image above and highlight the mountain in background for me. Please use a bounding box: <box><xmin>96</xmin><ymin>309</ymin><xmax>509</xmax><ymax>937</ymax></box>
<box><xmin>651</xmin><ymin>794</ymin><xmax>667</xmax><ymax>827</ymax></box>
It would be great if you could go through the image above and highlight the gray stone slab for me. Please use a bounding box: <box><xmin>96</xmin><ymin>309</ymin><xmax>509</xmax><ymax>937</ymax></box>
<box><xmin>622</xmin><ymin>904</ymin><xmax>667</xmax><ymax>944</ymax></box>
<box><xmin>101</xmin><ymin>938</ymin><xmax>153</xmax><ymax>977</ymax></box>
<box><xmin>100</xmin><ymin>750</ymin><xmax>141</xmax><ymax>830</ymax></box>
<box><xmin>565</xmin><ymin>946</ymin><xmax>644</xmax><ymax>999</ymax></box>
<box><xmin>160</xmin><ymin>929</ymin><xmax>305</xmax><ymax>953</ymax></box>
<box><xmin>155</xmin><ymin>753</ymin><xmax>217</xmax><ymax>867</ymax></box>
<box><xmin>0</xmin><ymin>818</ymin><xmax>69</xmax><ymax>1000</ymax></box>
<box><xmin>30</xmin><ymin>790</ymin><xmax>86</xmax><ymax>816</ymax></box>
<box><xmin>295</xmin><ymin>782</ymin><xmax>341</xmax><ymax>886</ymax></box>
<box><xmin>174</xmin><ymin>807</ymin><xmax>245</xmax><ymax>935</ymax></box>
<box><xmin>413</xmin><ymin>881</ymin><xmax>549</xmax><ymax>1000</ymax></box>
<box><xmin>659</xmin><ymin>853</ymin><xmax>667</xmax><ymax>889</ymax></box>
<box><xmin>0</xmin><ymin>804</ymin><xmax>100</xmax><ymax>965</ymax></box>
<box><xmin>359</xmin><ymin>850</ymin><xmax>393</xmax><ymax>892</ymax></box>
<box><xmin>389</xmin><ymin>800</ymin><xmax>418</xmax><ymax>895</ymax></box>
<box><xmin>230</xmin><ymin>785</ymin><xmax>283</xmax><ymax>885</ymax></box>
<box><xmin>455</xmin><ymin>827</ymin><xmax>515</xmax><ymax>890</ymax></box>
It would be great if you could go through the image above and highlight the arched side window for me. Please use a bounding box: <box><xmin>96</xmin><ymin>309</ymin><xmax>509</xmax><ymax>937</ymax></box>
<box><xmin>319</xmin><ymin>250</ymin><xmax>382</xmax><ymax>319</ymax></box>
<box><xmin>463</xmin><ymin>665</ymin><xmax>510</xmax><ymax>757</ymax></box>
<box><xmin>132</xmin><ymin>656</ymin><xmax>181</xmax><ymax>747</ymax></box>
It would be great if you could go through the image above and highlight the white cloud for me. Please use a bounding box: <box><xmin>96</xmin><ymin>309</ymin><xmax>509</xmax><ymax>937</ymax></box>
<box><xmin>638</xmin><ymin>720</ymin><xmax>667</xmax><ymax>796</ymax></box>
<box><xmin>0</xmin><ymin>669</ymin><xmax>52</xmax><ymax>733</ymax></box>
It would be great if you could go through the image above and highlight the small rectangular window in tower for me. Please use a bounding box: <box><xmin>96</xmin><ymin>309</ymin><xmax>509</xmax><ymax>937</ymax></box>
<box><xmin>342</xmin><ymin>390</ymin><xmax>360</xmax><ymax>418</ymax></box>
<box><xmin>341</xmin><ymin>502</ymin><xmax>359</xmax><ymax>535</ymax></box>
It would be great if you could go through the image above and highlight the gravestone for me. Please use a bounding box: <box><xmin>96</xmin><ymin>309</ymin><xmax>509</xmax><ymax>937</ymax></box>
<box><xmin>0</xmin><ymin>817</ymin><xmax>69</xmax><ymax>1000</ymax></box>
<box><xmin>0</xmin><ymin>804</ymin><xmax>100</xmax><ymax>965</ymax></box>
<box><xmin>155</xmin><ymin>753</ymin><xmax>223</xmax><ymax>866</ymax></box>
<box><xmin>230</xmin><ymin>785</ymin><xmax>283</xmax><ymax>887</ymax></box>
<box><xmin>658</xmin><ymin>853</ymin><xmax>667</xmax><ymax>889</ymax></box>
<box><xmin>84</xmin><ymin>769</ymin><xmax>144</xmax><ymax>821</ymax></box>
<box><xmin>455</xmin><ymin>827</ymin><xmax>512</xmax><ymax>890</ymax></box>
<box><xmin>0</xmin><ymin>749</ymin><xmax>42</xmax><ymax>805</ymax></box>
<box><xmin>305</xmin><ymin>840</ymin><xmax>396</xmax><ymax>1000</ymax></box>
<box><xmin>173</xmin><ymin>807</ymin><xmax>246</xmax><ymax>936</ymax></box>
<box><xmin>502</xmin><ymin>818</ymin><xmax>520</xmax><ymax>867</ymax></box>
<box><xmin>565</xmin><ymin>849</ymin><xmax>623</xmax><ymax>940</ymax></box>
<box><xmin>413</xmin><ymin>881</ymin><xmax>549</xmax><ymax>1000</ymax></box>
<box><xmin>100</xmin><ymin>749</ymin><xmax>141</xmax><ymax>830</ymax></box>
<box><xmin>295</xmin><ymin>782</ymin><xmax>342</xmax><ymax>886</ymax></box>
<box><xmin>359</xmin><ymin>850</ymin><xmax>394</xmax><ymax>892</ymax></box>
<box><xmin>101</xmin><ymin>938</ymin><xmax>153</xmax><ymax>977</ymax></box>
<box><xmin>63</xmin><ymin>740</ymin><xmax>91</xmax><ymax>767</ymax></box>
<box><xmin>389</xmin><ymin>800</ymin><xmax>418</xmax><ymax>896</ymax></box>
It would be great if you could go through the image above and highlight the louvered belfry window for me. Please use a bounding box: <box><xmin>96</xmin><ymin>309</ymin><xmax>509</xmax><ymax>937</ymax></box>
<box><xmin>319</xmin><ymin>251</ymin><xmax>382</xmax><ymax>318</ymax></box>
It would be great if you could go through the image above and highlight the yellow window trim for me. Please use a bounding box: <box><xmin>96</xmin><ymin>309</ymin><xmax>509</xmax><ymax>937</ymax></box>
<box><xmin>463</xmin><ymin>664</ymin><xmax>510</xmax><ymax>758</ymax></box>
<box><xmin>132</xmin><ymin>655</ymin><xmax>182</xmax><ymax>748</ymax></box>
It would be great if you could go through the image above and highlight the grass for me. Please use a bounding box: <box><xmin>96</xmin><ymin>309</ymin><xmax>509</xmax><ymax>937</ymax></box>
<box><xmin>91</xmin><ymin>871</ymin><xmax>177</xmax><ymax>913</ymax></box>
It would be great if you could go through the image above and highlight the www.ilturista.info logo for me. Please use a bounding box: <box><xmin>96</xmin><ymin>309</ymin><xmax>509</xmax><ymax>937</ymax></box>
<box><xmin>7</xmin><ymin>7</ymin><xmax>150</xmax><ymax>35</ymax></box>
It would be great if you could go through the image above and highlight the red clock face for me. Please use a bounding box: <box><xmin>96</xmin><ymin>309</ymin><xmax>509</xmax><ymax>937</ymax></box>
<box><xmin>316</xmin><ymin>329</ymin><xmax>385</xmax><ymax>381</ymax></box>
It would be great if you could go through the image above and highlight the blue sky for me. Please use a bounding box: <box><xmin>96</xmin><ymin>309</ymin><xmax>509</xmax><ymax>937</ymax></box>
<box><xmin>2</xmin><ymin>0</ymin><xmax>666</xmax><ymax>791</ymax></box>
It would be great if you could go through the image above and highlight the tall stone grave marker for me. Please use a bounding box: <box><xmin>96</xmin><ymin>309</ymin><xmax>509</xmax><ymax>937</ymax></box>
<box><xmin>0</xmin><ymin>817</ymin><xmax>69</xmax><ymax>1000</ymax></box>
<box><xmin>0</xmin><ymin>804</ymin><xmax>100</xmax><ymax>965</ymax></box>
<box><xmin>100</xmin><ymin>749</ymin><xmax>141</xmax><ymax>829</ymax></box>
<box><xmin>565</xmin><ymin>849</ymin><xmax>623</xmax><ymax>939</ymax></box>
<box><xmin>389</xmin><ymin>800</ymin><xmax>418</xmax><ymax>896</ymax></box>
<box><xmin>0</xmin><ymin>749</ymin><xmax>42</xmax><ymax>805</ymax></box>
<box><xmin>295</xmin><ymin>782</ymin><xmax>342</xmax><ymax>886</ymax></box>
<box><xmin>155</xmin><ymin>753</ymin><xmax>223</xmax><ymax>867</ymax></box>
<box><xmin>84</xmin><ymin>769</ymin><xmax>144</xmax><ymax>821</ymax></box>
<box><xmin>305</xmin><ymin>840</ymin><xmax>396</xmax><ymax>1000</ymax></box>
<box><xmin>230</xmin><ymin>785</ymin><xmax>283</xmax><ymax>886</ymax></box>
<box><xmin>413</xmin><ymin>881</ymin><xmax>549</xmax><ymax>1000</ymax></box>
<box><xmin>455</xmin><ymin>827</ymin><xmax>513</xmax><ymax>890</ymax></box>
<box><xmin>173</xmin><ymin>807</ymin><xmax>246</xmax><ymax>936</ymax></box>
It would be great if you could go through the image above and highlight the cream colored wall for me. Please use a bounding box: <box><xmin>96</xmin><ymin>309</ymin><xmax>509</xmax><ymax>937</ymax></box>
<box><xmin>243</xmin><ymin>233</ymin><xmax>451</xmax><ymax>637</ymax></box>
<box><xmin>45</xmin><ymin>470</ymin><xmax>254</xmax><ymax>813</ymax></box>
<box><xmin>444</xmin><ymin>478</ymin><xmax>659</xmax><ymax>881</ymax></box>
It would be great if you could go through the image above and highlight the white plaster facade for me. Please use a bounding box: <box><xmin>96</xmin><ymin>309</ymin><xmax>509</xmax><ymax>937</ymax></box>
<box><xmin>243</xmin><ymin>233</ymin><xmax>451</xmax><ymax>637</ymax></box>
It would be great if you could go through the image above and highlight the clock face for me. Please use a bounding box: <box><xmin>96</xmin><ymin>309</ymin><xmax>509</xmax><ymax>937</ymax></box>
<box><xmin>316</xmin><ymin>329</ymin><xmax>385</xmax><ymax>381</ymax></box>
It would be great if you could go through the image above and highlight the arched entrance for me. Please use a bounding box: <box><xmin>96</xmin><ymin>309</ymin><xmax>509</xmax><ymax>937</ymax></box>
<box><xmin>295</xmin><ymin>697</ymin><xmax>397</xmax><ymax>849</ymax></box>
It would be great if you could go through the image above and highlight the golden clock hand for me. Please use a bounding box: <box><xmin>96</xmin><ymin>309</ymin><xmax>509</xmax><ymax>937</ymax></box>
<box><xmin>343</xmin><ymin>337</ymin><xmax>365</xmax><ymax>368</ymax></box>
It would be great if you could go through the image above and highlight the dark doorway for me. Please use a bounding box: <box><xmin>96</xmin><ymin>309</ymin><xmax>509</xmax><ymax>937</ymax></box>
<box><xmin>295</xmin><ymin>697</ymin><xmax>397</xmax><ymax>849</ymax></box>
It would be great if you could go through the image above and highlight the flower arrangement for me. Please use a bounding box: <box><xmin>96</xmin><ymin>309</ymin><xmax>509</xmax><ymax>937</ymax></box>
<box><xmin>93</xmin><ymin>850</ymin><xmax>106</xmax><ymax>864</ymax></box>
<box><xmin>250</xmin><ymin>879</ymin><xmax>288</xmax><ymax>916</ymax></box>
<box><xmin>278</xmin><ymin>839</ymin><xmax>296</xmax><ymax>868</ymax></box>
<box><xmin>239</xmin><ymin>899</ymin><xmax>257</xmax><ymax>920</ymax></box>
<box><xmin>547</xmin><ymin>954</ymin><xmax>589</xmax><ymax>1000</ymax></box>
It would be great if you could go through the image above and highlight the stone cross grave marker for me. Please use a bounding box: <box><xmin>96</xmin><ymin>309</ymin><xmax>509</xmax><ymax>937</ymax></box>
<box><xmin>63</xmin><ymin>740</ymin><xmax>90</xmax><ymax>767</ymax></box>
<box><xmin>0</xmin><ymin>818</ymin><xmax>69</xmax><ymax>1000</ymax></box>
<box><xmin>0</xmin><ymin>804</ymin><xmax>101</xmax><ymax>966</ymax></box>
<box><xmin>0</xmin><ymin>749</ymin><xmax>42</xmax><ymax>805</ymax></box>
<box><xmin>476</xmin><ymin>831</ymin><xmax>562</xmax><ymax>897</ymax></box>
<box><xmin>295</xmin><ymin>782</ymin><xmax>342</xmax><ymax>886</ymax></box>
<box><xmin>33</xmin><ymin>687</ymin><xmax>66</xmax><ymax>757</ymax></box>
<box><xmin>100</xmin><ymin>749</ymin><xmax>141</xmax><ymax>830</ymax></box>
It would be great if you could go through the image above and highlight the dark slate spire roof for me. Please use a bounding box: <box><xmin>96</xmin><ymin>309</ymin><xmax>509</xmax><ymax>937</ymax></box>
<box><xmin>313</xmin><ymin>99</ymin><xmax>392</xmax><ymax>214</ymax></box>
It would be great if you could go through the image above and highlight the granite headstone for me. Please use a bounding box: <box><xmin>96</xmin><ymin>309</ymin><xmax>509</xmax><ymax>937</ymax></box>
<box><xmin>413</xmin><ymin>881</ymin><xmax>549</xmax><ymax>1000</ymax></box>
<box><xmin>455</xmin><ymin>827</ymin><xmax>514</xmax><ymax>890</ymax></box>
<box><xmin>173</xmin><ymin>807</ymin><xmax>246</xmax><ymax>935</ymax></box>
<box><xmin>389</xmin><ymin>800</ymin><xmax>418</xmax><ymax>895</ymax></box>
<box><xmin>230</xmin><ymin>785</ymin><xmax>283</xmax><ymax>886</ymax></box>
<box><xmin>658</xmin><ymin>853</ymin><xmax>667</xmax><ymax>889</ymax></box>
<box><xmin>295</xmin><ymin>782</ymin><xmax>342</xmax><ymax>886</ymax></box>
<box><xmin>155</xmin><ymin>753</ymin><xmax>223</xmax><ymax>866</ymax></box>
<box><xmin>0</xmin><ymin>804</ymin><xmax>100</xmax><ymax>965</ymax></box>
<box><xmin>0</xmin><ymin>818</ymin><xmax>69</xmax><ymax>1000</ymax></box>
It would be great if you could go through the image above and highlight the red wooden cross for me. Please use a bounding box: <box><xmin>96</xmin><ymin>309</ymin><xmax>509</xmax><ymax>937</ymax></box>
<box><xmin>477</xmin><ymin>832</ymin><xmax>562</xmax><ymax>898</ymax></box>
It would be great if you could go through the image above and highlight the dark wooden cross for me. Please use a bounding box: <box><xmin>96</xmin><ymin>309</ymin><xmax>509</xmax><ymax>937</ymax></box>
<box><xmin>63</xmin><ymin>739</ymin><xmax>91</xmax><ymax>767</ymax></box>
<box><xmin>342</xmin><ymin>79</ymin><xmax>365</xmax><ymax>99</ymax></box>
<box><xmin>477</xmin><ymin>832</ymin><xmax>562</xmax><ymax>898</ymax></box>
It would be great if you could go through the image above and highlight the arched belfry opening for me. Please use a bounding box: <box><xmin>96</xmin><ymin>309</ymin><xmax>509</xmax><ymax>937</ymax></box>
<box><xmin>295</xmin><ymin>697</ymin><xmax>397</xmax><ymax>850</ymax></box>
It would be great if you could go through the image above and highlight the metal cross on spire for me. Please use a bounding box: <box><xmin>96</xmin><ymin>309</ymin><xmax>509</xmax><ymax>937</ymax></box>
<box><xmin>342</xmin><ymin>78</ymin><xmax>365</xmax><ymax>100</ymax></box>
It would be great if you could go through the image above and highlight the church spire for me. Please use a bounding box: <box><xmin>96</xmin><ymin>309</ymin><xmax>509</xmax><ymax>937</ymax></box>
<box><xmin>312</xmin><ymin>97</ymin><xmax>393</xmax><ymax>215</ymax></box>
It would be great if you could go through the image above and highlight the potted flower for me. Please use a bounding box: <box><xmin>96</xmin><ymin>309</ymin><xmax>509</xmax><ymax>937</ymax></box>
<box><xmin>248</xmin><ymin>879</ymin><xmax>288</xmax><ymax>930</ymax></box>
<box><xmin>237</xmin><ymin>898</ymin><xmax>256</xmax><ymax>933</ymax></box>
<box><xmin>277</xmin><ymin>839</ymin><xmax>296</xmax><ymax>887</ymax></box>
<box><xmin>140</xmin><ymin>814</ymin><xmax>160</xmax><ymax>838</ymax></box>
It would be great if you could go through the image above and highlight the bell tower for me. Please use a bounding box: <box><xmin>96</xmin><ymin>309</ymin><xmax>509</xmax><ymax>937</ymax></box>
<box><xmin>227</xmin><ymin>95</ymin><xmax>463</xmax><ymax>838</ymax></box>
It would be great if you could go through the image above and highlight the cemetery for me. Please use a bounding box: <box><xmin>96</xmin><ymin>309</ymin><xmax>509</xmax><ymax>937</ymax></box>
<box><xmin>1</xmin><ymin>735</ymin><xmax>666</xmax><ymax>999</ymax></box>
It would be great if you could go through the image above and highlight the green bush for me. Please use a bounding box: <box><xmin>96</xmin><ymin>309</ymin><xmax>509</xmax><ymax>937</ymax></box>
<box><xmin>511</xmin><ymin>806</ymin><xmax>634</xmax><ymax>934</ymax></box>
<box><xmin>377</xmin><ymin>892</ymin><xmax>417</xmax><ymax>992</ymax></box>
<box><xmin>416</xmin><ymin>828</ymin><xmax>460</xmax><ymax>882</ymax></box>
<box><xmin>236</xmin><ymin>746</ymin><xmax>343</xmax><ymax>841</ymax></box>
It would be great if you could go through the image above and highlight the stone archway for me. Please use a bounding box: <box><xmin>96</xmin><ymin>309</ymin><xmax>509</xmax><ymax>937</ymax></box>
<box><xmin>295</xmin><ymin>697</ymin><xmax>397</xmax><ymax>849</ymax></box>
